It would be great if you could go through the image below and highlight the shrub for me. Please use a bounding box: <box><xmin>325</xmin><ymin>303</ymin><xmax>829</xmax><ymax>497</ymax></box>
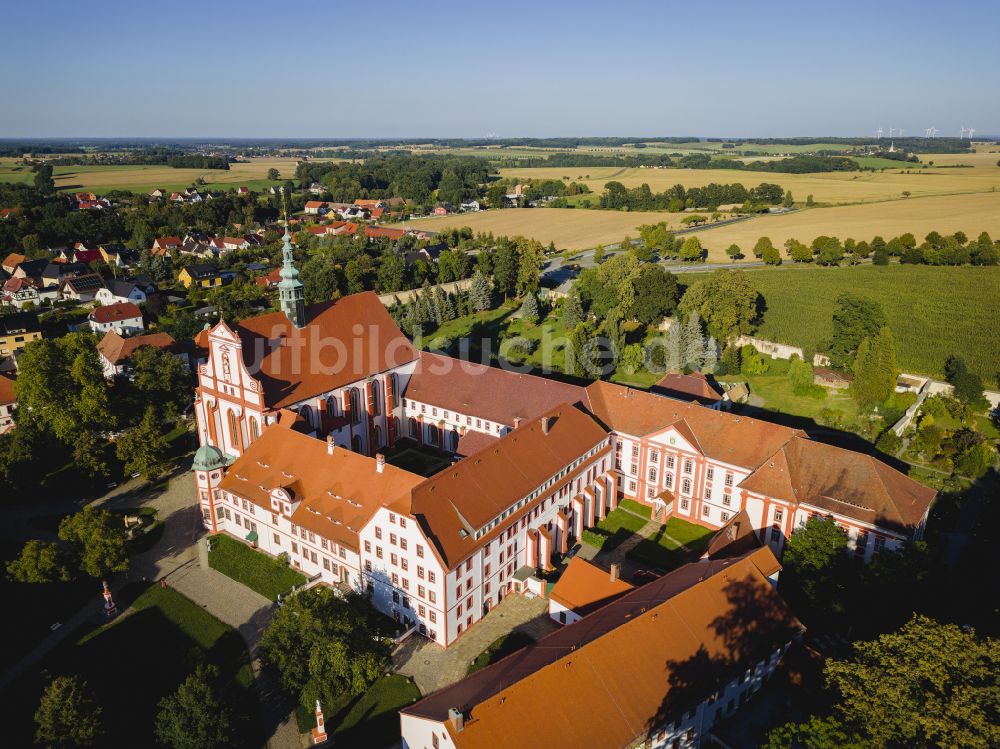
<box><xmin>876</xmin><ymin>429</ymin><xmax>902</xmax><ymax>454</ymax></box>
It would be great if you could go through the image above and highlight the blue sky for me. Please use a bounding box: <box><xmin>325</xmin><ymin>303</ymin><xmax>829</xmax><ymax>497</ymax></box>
<box><xmin>2</xmin><ymin>0</ymin><xmax>997</xmax><ymax>138</ymax></box>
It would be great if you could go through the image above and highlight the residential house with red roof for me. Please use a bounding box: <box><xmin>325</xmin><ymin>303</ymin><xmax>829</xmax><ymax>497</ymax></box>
<box><xmin>89</xmin><ymin>301</ymin><xmax>144</xmax><ymax>335</ymax></box>
<box><xmin>96</xmin><ymin>330</ymin><xmax>180</xmax><ymax>379</ymax></box>
<box><xmin>0</xmin><ymin>373</ymin><xmax>16</xmax><ymax>433</ymax></box>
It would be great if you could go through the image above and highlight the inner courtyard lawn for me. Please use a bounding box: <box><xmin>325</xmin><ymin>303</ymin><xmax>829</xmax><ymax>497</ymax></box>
<box><xmin>208</xmin><ymin>533</ymin><xmax>306</xmax><ymax>600</ymax></box>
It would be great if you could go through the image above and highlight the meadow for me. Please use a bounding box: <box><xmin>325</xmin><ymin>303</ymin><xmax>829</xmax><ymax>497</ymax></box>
<box><xmin>0</xmin><ymin>156</ymin><xmax>297</xmax><ymax>194</ymax></box>
<box><xmin>679</xmin><ymin>264</ymin><xmax>1000</xmax><ymax>382</ymax></box>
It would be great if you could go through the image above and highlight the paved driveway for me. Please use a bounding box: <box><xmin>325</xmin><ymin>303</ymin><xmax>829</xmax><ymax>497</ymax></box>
<box><xmin>393</xmin><ymin>595</ymin><xmax>557</xmax><ymax>695</ymax></box>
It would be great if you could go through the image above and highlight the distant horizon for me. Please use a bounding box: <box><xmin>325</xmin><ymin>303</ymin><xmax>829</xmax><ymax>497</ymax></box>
<box><xmin>3</xmin><ymin>0</ymin><xmax>997</xmax><ymax>139</ymax></box>
<box><xmin>1</xmin><ymin>134</ymin><xmax>996</xmax><ymax>142</ymax></box>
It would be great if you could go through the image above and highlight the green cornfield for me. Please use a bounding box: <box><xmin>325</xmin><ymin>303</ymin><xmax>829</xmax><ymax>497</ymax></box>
<box><xmin>682</xmin><ymin>265</ymin><xmax>1000</xmax><ymax>382</ymax></box>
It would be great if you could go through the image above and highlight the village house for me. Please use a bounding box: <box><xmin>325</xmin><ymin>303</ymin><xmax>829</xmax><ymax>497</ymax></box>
<box><xmin>0</xmin><ymin>311</ymin><xmax>42</xmax><ymax>356</ymax></box>
<box><xmin>651</xmin><ymin>371</ymin><xmax>726</xmax><ymax>409</ymax></box>
<box><xmin>41</xmin><ymin>261</ymin><xmax>89</xmax><ymax>289</ymax></box>
<box><xmin>1</xmin><ymin>277</ymin><xmax>41</xmax><ymax>307</ymax></box>
<box><xmin>95</xmin><ymin>279</ymin><xmax>148</xmax><ymax>306</ymax></box>
<box><xmin>178</xmin><ymin>264</ymin><xmax>224</xmax><ymax>289</ymax></box>
<box><xmin>99</xmin><ymin>243</ymin><xmax>140</xmax><ymax>268</ymax></box>
<box><xmin>432</xmin><ymin>202</ymin><xmax>455</xmax><ymax>216</ymax></box>
<box><xmin>0</xmin><ymin>374</ymin><xmax>16</xmax><ymax>433</ymax></box>
<box><xmin>151</xmin><ymin>236</ymin><xmax>183</xmax><ymax>255</ymax></box>
<box><xmin>96</xmin><ymin>330</ymin><xmax>180</xmax><ymax>379</ymax></box>
<box><xmin>2</xmin><ymin>253</ymin><xmax>26</xmax><ymax>274</ymax></box>
<box><xmin>400</xmin><ymin>546</ymin><xmax>801</xmax><ymax>749</ymax></box>
<box><xmin>12</xmin><ymin>258</ymin><xmax>48</xmax><ymax>282</ymax></box>
<box><xmin>59</xmin><ymin>273</ymin><xmax>105</xmax><ymax>302</ymax></box>
<box><xmin>89</xmin><ymin>301</ymin><xmax>144</xmax><ymax>335</ymax></box>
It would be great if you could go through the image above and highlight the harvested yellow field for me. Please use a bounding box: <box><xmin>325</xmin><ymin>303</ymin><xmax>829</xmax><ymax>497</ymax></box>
<box><xmin>404</xmin><ymin>208</ymin><xmax>683</xmax><ymax>250</ymax></box>
<box><xmin>499</xmin><ymin>162</ymin><xmax>1000</xmax><ymax>205</ymax></box>
<box><xmin>687</xmin><ymin>192</ymin><xmax>1000</xmax><ymax>261</ymax></box>
<box><xmin>0</xmin><ymin>156</ymin><xmax>298</xmax><ymax>193</ymax></box>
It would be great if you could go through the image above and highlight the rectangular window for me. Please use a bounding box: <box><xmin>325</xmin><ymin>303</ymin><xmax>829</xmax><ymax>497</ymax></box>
<box><xmin>390</xmin><ymin>533</ymin><xmax>397</xmax><ymax>546</ymax></box>
<box><xmin>666</xmin><ymin>455</ymin><xmax>675</xmax><ymax>469</ymax></box>
<box><xmin>391</xmin><ymin>573</ymin><xmax>399</xmax><ymax>585</ymax></box>
<box><xmin>364</xmin><ymin>540</ymin><xmax>371</xmax><ymax>552</ymax></box>
<box><xmin>400</xmin><ymin>518</ymin><xmax>407</xmax><ymax>528</ymax></box>
<box><xmin>417</xmin><ymin>545</ymin><xmax>424</xmax><ymax>558</ymax></box>
<box><xmin>723</xmin><ymin>494</ymin><xmax>731</xmax><ymax>507</ymax></box>
<box><xmin>428</xmin><ymin>571</ymin><xmax>436</xmax><ymax>584</ymax></box>
<box><xmin>665</xmin><ymin>474</ymin><xmax>673</xmax><ymax>489</ymax></box>
<box><xmin>400</xmin><ymin>538</ymin><xmax>407</xmax><ymax>551</ymax></box>
<box><xmin>774</xmin><ymin>508</ymin><xmax>784</xmax><ymax>523</ymax></box>
<box><xmin>682</xmin><ymin>479</ymin><xmax>691</xmax><ymax>495</ymax></box>
<box><xmin>273</xmin><ymin>533</ymin><xmax>280</xmax><ymax>545</ymax></box>
<box><xmin>401</xmin><ymin>559</ymin><xmax>408</xmax><ymax>571</ymax></box>
<box><xmin>630</xmin><ymin>464</ymin><xmax>638</xmax><ymax>476</ymax></box>
<box><xmin>466</xmin><ymin>559</ymin><xmax>473</xmax><ymax>572</ymax></box>
<box><xmin>631</xmin><ymin>444</ymin><xmax>639</xmax><ymax>457</ymax></box>
<box><xmin>648</xmin><ymin>468</ymin><xmax>657</xmax><ymax>482</ymax></box>
<box><xmin>649</xmin><ymin>450</ymin><xmax>659</xmax><ymax>463</ymax></box>
<box><xmin>417</xmin><ymin>566</ymin><xmax>424</xmax><ymax>579</ymax></box>
<box><xmin>681</xmin><ymin>498</ymin><xmax>689</xmax><ymax>511</ymax></box>
<box><xmin>721</xmin><ymin>512</ymin><xmax>730</xmax><ymax>522</ymax></box>
<box><xmin>391</xmin><ymin>553</ymin><xmax>398</xmax><ymax>566</ymax></box>
<box><xmin>375</xmin><ymin>527</ymin><xmax>382</xmax><ymax>539</ymax></box>
<box><xmin>703</xmin><ymin>505</ymin><xmax>711</xmax><ymax>518</ymax></box>
<box><xmin>706</xmin><ymin>467</ymin><xmax>714</xmax><ymax>481</ymax></box>
<box><xmin>684</xmin><ymin>459</ymin><xmax>692</xmax><ymax>474</ymax></box>
<box><xmin>704</xmin><ymin>487</ymin><xmax>711</xmax><ymax>500</ymax></box>
<box><xmin>418</xmin><ymin>585</ymin><xmax>425</xmax><ymax>597</ymax></box>
<box><xmin>725</xmin><ymin>473</ymin><xmax>734</xmax><ymax>487</ymax></box>
<box><xmin>376</xmin><ymin>546</ymin><xmax>383</xmax><ymax>559</ymax></box>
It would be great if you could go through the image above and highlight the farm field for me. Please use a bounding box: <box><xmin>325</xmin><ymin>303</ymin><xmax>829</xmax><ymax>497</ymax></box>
<box><xmin>680</xmin><ymin>265</ymin><xmax>1000</xmax><ymax>381</ymax></box>
<box><xmin>404</xmin><ymin>207</ymin><xmax>687</xmax><ymax>250</ymax></box>
<box><xmin>0</xmin><ymin>156</ymin><xmax>296</xmax><ymax>194</ymax></box>
<box><xmin>685</xmin><ymin>192</ymin><xmax>1000</xmax><ymax>259</ymax></box>
<box><xmin>499</xmin><ymin>161</ymin><xmax>1000</xmax><ymax>205</ymax></box>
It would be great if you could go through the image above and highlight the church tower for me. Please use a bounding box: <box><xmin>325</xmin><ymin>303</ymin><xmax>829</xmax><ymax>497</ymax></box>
<box><xmin>278</xmin><ymin>205</ymin><xmax>306</xmax><ymax>328</ymax></box>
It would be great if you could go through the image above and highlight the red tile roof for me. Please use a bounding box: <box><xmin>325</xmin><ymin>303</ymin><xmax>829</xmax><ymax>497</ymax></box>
<box><xmin>585</xmin><ymin>381</ymin><xmax>802</xmax><ymax>469</ymax></box>
<box><xmin>740</xmin><ymin>435</ymin><xmax>936</xmax><ymax>532</ymax></box>
<box><xmin>653</xmin><ymin>371</ymin><xmax>723</xmax><ymax>404</ymax></box>
<box><xmin>97</xmin><ymin>331</ymin><xmax>176</xmax><ymax>365</ymax></box>
<box><xmin>406</xmin><ymin>351</ymin><xmax>587</xmax><ymax>428</ymax></box>
<box><xmin>404</xmin><ymin>547</ymin><xmax>800</xmax><ymax>749</ymax></box>
<box><xmin>90</xmin><ymin>302</ymin><xmax>142</xmax><ymax>325</ymax></box>
<box><xmin>548</xmin><ymin>557</ymin><xmax>634</xmax><ymax>616</ymax></box>
<box><xmin>364</xmin><ymin>226</ymin><xmax>406</xmax><ymax>240</ymax></box>
<box><xmin>407</xmin><ymin>404</ymin><xmax>609</xmax><ymax>568</ymax></box>
<box><xmin>218</xmin><ymin>422</ymin><xmax>424</xmax><ymax>552</ymax></box>
<box><xmin>0</xmin><ymin>374</ymin><xmax>15</xmax><ymax>406</ymax></box>
<box><xmin>2</xmin><ymin>253</ymin><xmax>26</xmax><ymax>271</ymax></box>
<box><xmin>230</xmin><ymin>291</ymin><xmax>417</xmax><ymax>410</ymax></box>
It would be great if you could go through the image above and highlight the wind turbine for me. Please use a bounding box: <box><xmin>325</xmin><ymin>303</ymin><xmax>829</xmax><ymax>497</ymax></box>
<box><xmin>959</xmin><ymin>126</ymin><xmax>967</xmax><ymax>138</ymax></box>
<box><xmin>924</xmin><ymin>127</ymin><xmax>932</xmax><ymax>137</ymax></box>
<box><xmin>876</xmin><ymin>127</ymin><xmax>883</xmax><ymax>139</ymax></box>
<box><xmin>930</xmin><ymin>127</ymin><xmax>938</xmax><ymax>137</ymax></box>
<box><xmin>898</xmin><ymin>128</ymin><xmax>905</xmax><ymax>137</ymax></box>
<box><xmin>967</xmin><ymin>127</ymin><xmax>976</xmax><ymax>140</ymax></box>
<box><xmin>888</xmin><ymin>126</ymin><xmax>895</xmax><ymax>137</ymax></box>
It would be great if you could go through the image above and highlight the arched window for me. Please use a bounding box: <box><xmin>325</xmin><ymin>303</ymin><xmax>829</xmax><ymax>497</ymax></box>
<box><xmin>388</xmin><ymin>374</ymin><xmax>398</xmax><ymax>410</ymax></box>
<box><xmin>228</xmin><ymin>411</ymin><xmax>240</xmax><ymax>450</ymax></box>
<box><xmin>326</xmin><ymin>397</ymin><xmax>338</xmax><ymax>419</ymax></box>
<box><xmin>349</xmin><ymin>388</ymin><xmax>361</xmax><ymax>424</ymax></box>
<box><xmin>250</xmin><ymin>417</ymin><xmax>260</xmax><ymax>442</ymax></box>
<box><xmin>427</xmin><ymin>425</ymin><xmax>439</xmax><ymax>446</ymax></box>
<box><xmin>371</xmin><ymin>380</ymin><xmax>382</xmax><ymax>417</ymax></box>
<box><xmin>393</xmin><ymin>417</ymin><xmax>400</xmax><ymax>442</ymax></box>
<box><xmin>352</xmin><ymin>435</ymin><xmax>363</xmax><ymax>453</ymax></box>
<box><xmin>299</xmin><ymin>405</ymin><xmax>312</xmax><ymax>427</ymax></box>
<box><xmin>374</xmin><ymin>425</ymin><xmax>382</xmax><ymax>448</ymax></box>
<box><xmin>450</xmin><ymin>430</ymin><xmax>460</xmax><ymax>451</ymax></box>
<box><xmin>408</xmin><ymin>417</ymin><xmax>418</xmax><ymax>438</ymax></box>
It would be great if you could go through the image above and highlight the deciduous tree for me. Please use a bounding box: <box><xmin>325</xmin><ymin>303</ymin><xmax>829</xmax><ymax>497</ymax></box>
<box><xmin>155</xmin><ymin>665</ymin><xmax>233</xmax><ymax>749</ymax></box>
<box><xmin>34</xmin><ymin>675</ymin><xmax>103</xmax><ymax>748</ymax></box>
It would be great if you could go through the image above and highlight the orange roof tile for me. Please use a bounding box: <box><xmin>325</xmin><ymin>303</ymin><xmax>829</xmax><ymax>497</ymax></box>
<box><xmin>404</xmin><ymin>547</ymin><xmax>800</xmax><ymax>749</ymax></box>
<box><xmin>548</xmin><ymin>557</ymin><xmax>633</xmax><ymax>616</ymax></box>
<box><xmin>408</xmin><ymin>404</ymin><xmax>609</xmax><ymax>568</ymax></box>
<box><xmin>406</xmin><ymin>352</ymin><xmax>588</xmax><ymax>428</ymax></box>
<box><xmin>90</xmin><ymin>302</ymin><xmax>142</xmax><ymax>324</ymax></box>
<box><xmin>653</xmin><ymin>371</ymin><xmax>724</xmax><ymax>404</ymax></box>
<box><xmin>585</xmin><ymin>381</ymin><xmax>802</xmax><ymax>469</ymax></box>
<box><xmin>218</xmin><ymin>423</ymin><xmax>424</xmax><ymax>552</ymax></box>
<box><xmin>740</xmin><ymin>435</ymin><xmax>936</xmax><ymax>532</ymax></box>
<box><xmin>231</xmin><ymin>291</ymin><xmax>417</xmax><ymax>410</ymax></box>
<box><xmin>0</xmin><ymin>374</ymin><xmax>15</xmax><ymax>406</ymax></box>
<box><xmin>97</xmin><ymin>331</ymin><xmax>175</xmax><ymax>365</ymax></box>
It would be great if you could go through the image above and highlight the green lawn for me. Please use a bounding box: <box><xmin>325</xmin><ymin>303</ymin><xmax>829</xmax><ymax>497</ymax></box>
<box><xmin>681</xmin><ymin>265</ymin><xmax>1000</xmax><ymax>382</ymax></box>
<box><xmin>296</xmin><ymin>674</ymin><xmax>421</xmax><ymax>748</ymax></box>
<box><xmin>384</xmin><ymin>444</ymin><xmax>452</xmax><ymax>477</ymax></box>
<box><xmin>2</xmin><ymin>584</ymin><xmax>260</xmax><ymax>748</ymax></box>
<box><xmin>619</xmin><ymin>497</ymin><xmax>653</xmax><ymax>519</ymax></box>
<box><xmin>208</xmin><ymin>533</ymin><xmax>306</xmax><ymax>601</ymax></box>
<box><xmin>626</xmin><ymin>517</ymin><xmax>714</xmax><ymax>571</ymax></box>
<box><xmin>718</xmin><ymin>371</ymin><xmax>861</xmax><ymax>430</ymax></box>
<box><xmin>467</xmin><ymin>631</ymin><xmax>536</xmax><ymax>675</ymax></box>
<box><xmin>581</xmin><ymin>507</ymin><xmax>649</xmax><ymax>551</ymax></box>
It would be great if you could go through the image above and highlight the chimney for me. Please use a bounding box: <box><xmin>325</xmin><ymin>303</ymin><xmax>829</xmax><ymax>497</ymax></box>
<box><xmin>610</xmin><ymin>563</ymin><xmax>620</xmax><ymax>583</ymax></box>
<box><xmin>513</xmin><ymin>416</ymin><xmax>522</xmax><ymax>429</ymax></box>
<box><xmin>326</xmin><ymin>435</ymin><xmax>335</xmax><ymax>456</ymax></box>
<box><xmin>448</xmin><ymin>707</ymin><xmax>464</xmax><ymax>733</ymax></box>
<box><xmin>376</xmin><ymin>453</ymin><xmax>385</xmax><ymax>474</ymax></box>
<box><xmin>541</xmin><ymin>416</ymin><xmax>551</xmax><ymax>435</ymax></box>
